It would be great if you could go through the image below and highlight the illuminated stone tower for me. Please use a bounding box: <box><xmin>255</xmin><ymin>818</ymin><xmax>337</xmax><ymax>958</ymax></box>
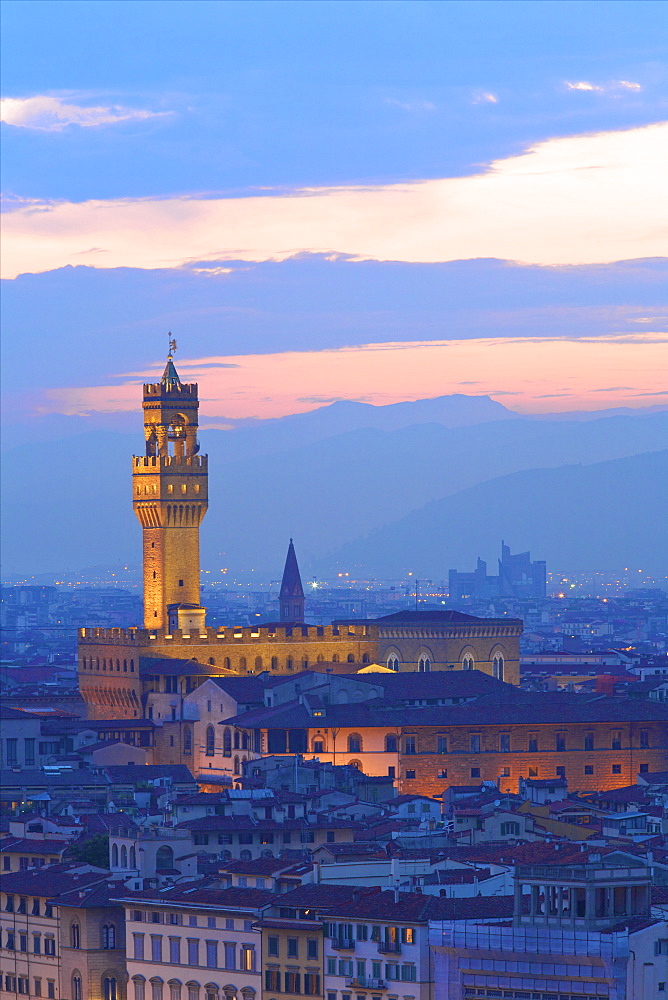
<box><xmin>132</xmin><ymin>344</ymin><xmax>208</xmax><ymax>629</ymax></box>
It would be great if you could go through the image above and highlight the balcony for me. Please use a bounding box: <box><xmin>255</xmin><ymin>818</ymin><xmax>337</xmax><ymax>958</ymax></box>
<box><xmin>331</xmin><ymin>937</ymin><xmax>355</xmax><ymax>951</ymax></box>
<box><xmin>377</xmin><ymin>941</ymin><xmax>401</xmax><ymax>954</ymax></box>
<box><xmin>346</xmin><ymin>978</ymin><xmax>385</xmax><ymax>989</ymax></box>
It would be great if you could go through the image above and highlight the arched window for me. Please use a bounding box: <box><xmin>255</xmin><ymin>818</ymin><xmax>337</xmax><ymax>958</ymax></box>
<box><xmin>186</xmin><ymin>983</ymin><xmax>200</xmax><ymax>1000</ymax></box>
<box><xmin>387</xmin><ymin>656</ymin><xmax>399</xmax><ymax>672</ymax></box>
<box><xmin>418</xmin><ymin>656</ymin><xmax>431</xmax><ymax>672</ymax></box>
<box><xmin>151</xmin><ymin>980</ymin><xmax>164</xmax><ymax>1000</ymax></box>
<box><xmin>348</xmin><ymin>733</ymin><xmax>362</xmax><ymax>753</ymax></box>
<box><xmin>316</xmin><ymin>654</ymin><xmax>324</xmax><ymax>663</ymax></box>
<box><xmin>205</xmin><ymin>986</ymin><xmax>220</xmax><ymax>1000</ymax></box>
<box><xmin>348</xmin><ymin>759</ymin><xmax>362</xmax><ymax>770</ymax></box>
<box><xmin>239</xmin><ymin>657</ymin><xmax>247</xmax><ymax>672</ymax></box>
<box><xmin>254</xmin><ymin>657</ymin><xmax>263</xmax><ymax>671</ymax></box>
<box><xmin>102</xmin><ymin>924</ymin><xmax>116</xmax><ymax>949</ymax></box>
<box><xmin>156</xmin><ymin>845</ymin><xmax>174</xmax><ymax>871</ymax></box>
<box><xmin>221</xmin><ymin>985</ymin><xmax>235</xmax><ymax>1000</ymax></box>
<box><xmin>72</xmin><ymin>974</ymin><xmax>83</xmax><ymax>1000</ymax></box>
<box><xmin>362</xmin><ymin>653</ymin><xmax>370</xmax><ymax>664</ymax></box>
<box><xmin>111</xmin><ymin>843</ymin><xmax>119</xmax><ymax>867</ymax></box>
<box><xmin>234</xmin><ymin>756</ymin><xmax>240</xmax><ymax>775</ymax></box>
<box><xmin>208</xmin><ymin>657</ymin><xmax>215</xmax><ymax>666</ymax></box>
<box><xmin>169</xmin><ymin>981</ymin><xmax>182</xmax><ymax>1000</ymax></box>
<box><xmin>183</xmin><ymin>726</ymin><xmax>193</xmax><ymax>755</ymax></box>
<box><xmin>332</xmin><ymin>654</ymin><xmax>340</xmax><ymax>663</ymax></box>
<box><xmin>493</xmin><ymin>654</ymin><xmax>504</xmax><ymax>681</ymax></box>
<box><xmin>240</xmin><ymin>850</ymin><xmax>252</xmax><ymax>861</ymax></box>
<box><xmin>347</xmin><ymin>654</ymin><xmax>355</xmax><ymax>663</ymax></box>
<box><xmin>121</xmin><ymin>845</ymin><xmax>128</xmax><ymax>868</ymax></box>
<box><xmin>241</xmin><ymin>732</ymin><xmax>248</xmax><ymax>750</ymax></box>
<box><xmin>104</xmin><ymin>980</ymin><xmax>117</xmax><ymax>1000</ymax></box>
<box><xmin>205</xmin><ymin>726</ymin><xmax>215</xmax><ymax>756</ymax></box>
<box><xmin>385</xmin><ymin>734</ymin><xmax>398</xmax><ymax>753</ymax></box>
<box><xmin>224</xmin><ymin>657</ymin><xmax>231</xmax><ymax>670</ymax></box>
<box><xmin>271</xmin><ymin>656</ymin><xmax>278</xmax><ymax>670</ymax></box>
<box><xmin>462</xmin><ymin>654</ymin><xmax>474</xmax><ymax>671</ymax></box>
<box><xmin>133</xmin><ymin>977</ymin><xmax>146</xmax><ymax>1000</ymax></box>
<box><xmin>130</xmin><ymin>846</ymin><xmax>136</xmax><ymax>868</ymax></box>
<box><xmin>223</xmin><ymin>728</ymin><xmax>232</xmax><ymax>757</ymax></box>
<box><xmin>71</xmin><ymin>923</ymin><xmax>80</xmax><ymax>949</ymax></box>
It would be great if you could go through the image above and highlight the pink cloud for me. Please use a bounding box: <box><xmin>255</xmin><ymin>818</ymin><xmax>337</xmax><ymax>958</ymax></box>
<box><xmin>3</xmin><ymin>123</ymin><xmax>666</xmax><ymax>278</ymax></box>
<box><xmin>37</xmin><ymin>332</ymin><xmax>667</xmax><ymax>420</ymax></box>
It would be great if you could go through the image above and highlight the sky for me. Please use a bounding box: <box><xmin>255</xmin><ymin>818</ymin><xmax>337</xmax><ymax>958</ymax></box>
<box><xmin>2</xmin><ymin>0</ymin><xmax>667</xmax><ymax>432</ymax></box>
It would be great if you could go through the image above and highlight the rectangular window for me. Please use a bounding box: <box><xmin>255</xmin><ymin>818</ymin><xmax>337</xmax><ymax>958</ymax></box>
<box><xmin>187</xmin><ymin>939</ymin><xmax>199</xmax><ymax>966</ymax></box>
<box><xmin>640</xmin><ymin>730</ymin><xmax>649</xmax><ymax>749</ymax></box>
<box><xmin>612</xmin><ymin>764</ymin><xmax>622</xmax><ymax>774</ymax></box>
<box><xmin>44</xmin><ymin>937</ymin><xmax>56</xmax><ymax>956</ymax></box>
<box><xmin>436</xmin><ymin>735</ymin><xmax>448</xmax><ymax>754</ymax></box>
<box><xmin>555</xmin><ymin>732</ymin><xmax>566</xmax><ymax>752</ymax></box>
<box><xmin>405</xmin><ymin>770</ymin><xmax>416</xmax><ymax>780</ymax></box>
<box><xmin>20</xmin><ymin>933</ymin><xmax>28</xmax><ymax>952</ymax></box>
<box><xmin>400</xmin><ymin>964</ymin><xmax>416</xmax><ymax>982</ymax></box>
<box><xmin>499</xmin><ymin>734</ymin><xmax>510</xmax><ymax>752</ymax></box>
<box><xmin>327</xmin><ymin>958</ymin><xmax>336</xmax><ymax>975</ymax></box>
<box><xmin>151</xmin><ymin>935</ymin><xmax>163</xmax><ymax>962</ymax></box>
<box><xmin>241</xmin><ymin>946</ymin><xmax>255</xmax><ymax>972</ymax></box>
<box><xmin>33</xmin><ymin>935</ymin><xmax>41</xmax><ymax>954</ymax></box>
<box><xmin>133</xmin><ymin>934</ymin><xmax>145</xmax><ymax>960</ymax></box>
<box><xmin>284</xmin><ymin>972</ymin><xmax>300</xmax><ymax>993</ymax></box>
<box><xmin>528</xmin><ymin>735</ymin><xmax>538</xmax><ymax>753</ymax></box>
<box><xmin>356</xmin><ymin>924</ymin><xmax>368</xmax><ymax>941</ymax></box>
<box><xmin>206</xmin><ymin>917</ymin><xmax>216</xmax><ymax>929</ymax></box>
<box><xmin>612</xmin><ymin>730</ymin><xmax>622</xmax><ymax>750</ymax></box>
<box><xmin>401</xmin><ymin>927</ymin><xmax>414</xmax><ymax>944</ymax></box>
<box><xmin>556</xmin><ymin>765</ymin><xmax>566</xmax><ymax>778</ymax></box>
<box><xmin>584</xmin><ymin>732</ymin><xmax>594</xmax><ymax>751</ymax></box>
<box><xmin>206</xmin><ymin>941</ymin><xmax>218</xmax><ymax>969</ymax></box>
<box><xmin>470</xmin><ymin>734</ymin><xmax>481</xmax><ymax>753</ymax></box>
<box><xmin>585</xmin><ymin>765</ymin><xmax>594</xmax><ymax>775</ymax></box>
<box><xmin>307</xmin><ymin>938</ymin><xmax>318</xmax><ymax>959</ymax></box>
<box><xmin>304</xmin><ymin>974</ymin><xmax>320</xmax><ymax>995</ymax></box>
<box><xmin>34</xmin><ymin>980</ymin><xmax>41</xmax><ymax>998</ymax></box>
<box><xmin>224</xmin><ymin>942</ymin><xmax>236</xmax><ymax>969</ymax></box>
<box><xmin>470</xmin><ymin>767</ymin><xmax>480</xmax><ymax>778</ymax></box>
<box><xmin>6</xmin><ymin>739</ymin><xmax>18</xmax><ymax>765</ymax></box>
<box><xmin>404</xmin><ymin>736</ymin><xmax>416</xmax><ymax>755</ymax></box>
<box><xmin>169</xmin><ymin>937</ymin><xmax>180</xmax><ymax>964</ymax></box>
<box><xmin>24</xmin><ymin>739</ymin><xmax>36</xmax><ymax>766</ymax></box>
<box><xmin>47</xmin><ymin>983</ymin><xmax>55</xmax><ymax>1000</ymax></box>
<box><xmin>287</xmin><ymin>937</ymin><xmax>298</xmax><ymax>958</ymax></box>
<box><xmin>268</xmin><ymin>936</ymin><xmax>279</xmax><ymax>956</ymax></box>
<box><xmin>500</xmin><ymin>766</ymin><xmax>510</xmax><ymax>777</ymax></box>
<box><xmin>265</xmin><ymin>972</ymin><xmax>280</xmax><ymax>991</ymax></box>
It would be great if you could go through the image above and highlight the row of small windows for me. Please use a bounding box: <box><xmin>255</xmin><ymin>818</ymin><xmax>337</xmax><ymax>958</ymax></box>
<box><xmin>81</xmin><ymin>657</ymin><xmax>135</xmax><ymax>672</ymax></box>
<box><xmin>205</xmin><ymin>727</ymin><xmax>250</xmax><ymax>756</ymax></box>
<box><xmin>136</xmin><ymin>484</ymin><xmax>201</xmax><ymax>495</ymax></box>
<box><xmin>305</xmin><ymin>729</ymin><xmax>654</xmax><ymax>755</ymax></box>
<box><xmin>386</xmin><ymin>653</ymin><xmax>504</xmax><ymax>676</ymax></box>
<box><xmin>205</xmin><ymin>653</ymin><xmax>370</xmax><ymax>671</ymax></box>
<box><xmin>428</xmin><ymin>763</ymin><xmax>647</xmax><ymax>780</ymax></box>
<box><xmin>133</xmin><ymin>979</ymin><xmax>256</xmax><ymax>1000</ymax></box>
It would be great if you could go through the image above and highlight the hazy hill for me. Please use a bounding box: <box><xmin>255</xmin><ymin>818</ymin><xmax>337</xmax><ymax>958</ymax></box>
<box><xmin>322</xmin><ymin>451</ymin><xmax>668</xmax><ymax>578</ymax></box>
<box><xmin>2</xmin><ymin>403</ymin><xmax>667</xmax><ymax>576</ymax></box>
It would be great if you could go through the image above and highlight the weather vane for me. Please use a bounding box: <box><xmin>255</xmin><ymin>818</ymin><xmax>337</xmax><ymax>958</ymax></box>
<box><xmin>168</xmin><ymin>333</ymin><xmax>177</xmax><ymax>358</ymax></box>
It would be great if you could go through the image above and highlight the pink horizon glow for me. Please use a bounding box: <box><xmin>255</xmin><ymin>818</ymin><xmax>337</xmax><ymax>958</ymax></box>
<box><xmin>33</xmin><ymin>332</ymin><xmax>668</xmax><ymax>421</ymax></box>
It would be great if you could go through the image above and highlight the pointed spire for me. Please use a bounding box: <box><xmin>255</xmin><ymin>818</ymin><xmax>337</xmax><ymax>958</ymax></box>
<box><xmin>280</xmin><ymin>538</ymin><xmax>305</xmax><ymax>622</ymax></box>
<box><xmin>161</xmin><ymin>357</ymin><xmax>181</xmax><ymax>389</ymax></box>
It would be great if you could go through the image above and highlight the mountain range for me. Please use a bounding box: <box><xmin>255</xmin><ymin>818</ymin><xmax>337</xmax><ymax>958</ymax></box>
<box><xmin>2</xmin><ymin>395</ymin><xmax>667</xmax><ymax>578</ymax></box>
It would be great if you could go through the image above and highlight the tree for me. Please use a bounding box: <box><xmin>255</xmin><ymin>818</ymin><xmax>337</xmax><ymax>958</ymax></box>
<box><xmin>67</xmin><ymin>834</ymin><xmax>110</xmax><ymax>869</ymax></box>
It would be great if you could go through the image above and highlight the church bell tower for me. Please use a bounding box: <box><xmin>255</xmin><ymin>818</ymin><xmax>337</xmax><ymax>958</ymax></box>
<box><xmin>132</xmin><ymin>341</ymin><xmax>208</xmax><ymax>630</ymax></box>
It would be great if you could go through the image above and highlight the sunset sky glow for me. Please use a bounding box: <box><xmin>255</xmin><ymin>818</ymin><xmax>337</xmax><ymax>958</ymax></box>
<box><xmin>2</xmin><ymin>0</ymin><xmax>667</xmax><ymax>429</ymax></box>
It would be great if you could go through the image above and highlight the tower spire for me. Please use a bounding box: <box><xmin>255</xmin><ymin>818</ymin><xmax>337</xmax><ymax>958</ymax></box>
<box><xmin>279</xmin><ymin>538</ymin><xmax>305</xmax><ymax>623</ymax></box>
<box><xmin>161</xmin><ymin>333</ymin><xmax>181</xmax><ymax>389</ymax></box>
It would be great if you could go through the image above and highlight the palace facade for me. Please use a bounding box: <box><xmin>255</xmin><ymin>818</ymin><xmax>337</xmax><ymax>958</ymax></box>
<box><xmin>78</xmin><ymin>350</ymin><xmax>522</xmax><ymax>721</ymax></box>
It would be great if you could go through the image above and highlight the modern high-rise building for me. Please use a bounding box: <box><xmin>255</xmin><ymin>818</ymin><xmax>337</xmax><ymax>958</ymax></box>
<box><xmin>449</xmin><ymin>541</ymin><xmax>547</xmax><ymax>601</ymax></box>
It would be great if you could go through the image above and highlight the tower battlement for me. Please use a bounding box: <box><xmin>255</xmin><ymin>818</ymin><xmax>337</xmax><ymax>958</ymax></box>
<box><xmin>143</xmin><ymin>382</ymin><xmax>198</xmax><ymax>396</ymax></box>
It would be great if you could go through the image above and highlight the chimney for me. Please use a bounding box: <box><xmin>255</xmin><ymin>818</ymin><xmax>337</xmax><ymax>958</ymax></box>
<box><xmin>352</xmin><ymin>888</ymin><xmax>361</xmax><ymax>902</ymax></box>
